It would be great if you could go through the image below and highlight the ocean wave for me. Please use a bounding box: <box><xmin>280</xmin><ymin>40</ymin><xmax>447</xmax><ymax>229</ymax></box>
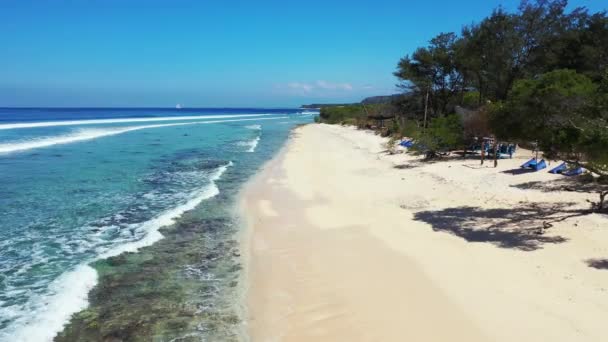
<box><xmin>237</xmin><ymin>136</ymin><xmax>261</xmax><ymax>153</ymax></box>
<box><xmin>239</xmin><ymin>124</ymin><xmax>262</xmax><ymax>152</ymax></box>
<box><xmin>0</xmin><ymin>265</ymin><xmax>97</xmax><ymax>342</ymax></box>
<box><xmin>0</xmin><ymin>162</ymin><xmax>233</xmax><ymax>342</ymax></box>
<box><xmin>99</xmin><ymin>161</ymin><xmax>232</xmax><ymax>259</ymax></box>
<box><xmin>245</xmin><ymin>124</ymin><xmax>261</xmax><ymax>130</ymax></box>
<box><xmin>0</xmin><ymin>114</ymin><xmax>272</xmax><ymax>130</ymax></box>
<box><xmin>0</xmin><ymin>127</ymin><xmax>132</xmax><ymax>154</ymax></box>
<box><xmin>0</xmin><ymin>116</ymin><xmax>286</xmax><ymax>154</ymax></box>
<box><xmin>299</xmin><ymin>110</ymin><xmax>319</xmax><ymax>115</ymax></box>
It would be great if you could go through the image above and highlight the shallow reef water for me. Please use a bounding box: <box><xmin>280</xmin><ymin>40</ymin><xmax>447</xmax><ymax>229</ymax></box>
<box><xmin>0</xmin><ymin>108</ymin><xmax>314</xmax><ymax>341</ymax></box>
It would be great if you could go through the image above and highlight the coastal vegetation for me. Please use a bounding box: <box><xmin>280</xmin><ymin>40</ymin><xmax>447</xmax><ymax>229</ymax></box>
<box><xmin>317</xmin><ymin>0</ymin><xmax>608</xmax><ymax>211</ymax></box>
<box><xmin>316</xmin><ymin>103</ymin><xmax>395</xmax><ymax>127</ymax></box>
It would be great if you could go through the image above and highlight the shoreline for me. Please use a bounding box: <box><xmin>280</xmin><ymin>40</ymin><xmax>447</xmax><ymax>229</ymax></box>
<box><xmin>47</xmin><ymin>118</ymin><xmax>305</xmax><ymax>342</ymax></box>
<box><xmin>238</xmin><ymin>128</ymin><xmax>296</xmax><ymax>341</ymax></box>
<box><xmin>28</xmin><ymin>163</ymin><xmax>231</xmax><ymax>342</ymax></box>
<box><xmin>242</xmin><ymin>123</ymin><xmax>608</xmax><ymax>341</ymax></box>
<box><xmin>241</xmin><ymin>125</ymin><xmax>487</xmax><ymax>340</ymax></box>
<box><xmin>54</xmin><ymin>162</ymin><xmax>249</xmax><ymax>342</ymax></box>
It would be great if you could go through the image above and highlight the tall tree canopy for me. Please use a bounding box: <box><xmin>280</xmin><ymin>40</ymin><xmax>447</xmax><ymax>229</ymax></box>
<box><xmin>391</xmin><ymin>1</ymin><xmax>608</xmax><ymax>183</ymax></box>
<box><xmin>492</xmin><ymin>69</ymin><xmax>608</xmax><ymax>175</ymax></box>
<box><xmin>394</xmin><ymin>32</ymin><xmax>464</xmax><ymax>116</ymax></box>
<box><xmin>396</xmin><ymin>0</ymin><xmax>608</xmax><ymax>110</ymax></box>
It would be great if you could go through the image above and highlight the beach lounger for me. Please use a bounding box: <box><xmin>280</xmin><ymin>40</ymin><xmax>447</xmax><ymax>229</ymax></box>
<box><xmin>564</xmin><ymin>167</ymin><xmax>584</xmax><ymax>176</ymax></box>
<box><xmin>521</xmin><ymin>158</ymin><xmax>536</xmax><ymax>168</ymax></box>
<box><xmin>399</xmin><ymin>140</ymin><xmax>414</xmax><ymax>148</ymax></box>
<box><xmin>521</xmin><ymin>158</ymin><xmax>547</xmax><ymax>171</ymax></box>
<box><xmin>549</xmin><ymin>163</ymin><xmax>584</xmax><ymax>176</ymax></box>
<box><xmin>549</xmin><ymin>162</ymin><xmax>567</xmax><ymax>174</ymax></box>
<box><xmin>534</xmin><ymin>159</ymin><xmax>547</xmax><ymax>171</ymax></box>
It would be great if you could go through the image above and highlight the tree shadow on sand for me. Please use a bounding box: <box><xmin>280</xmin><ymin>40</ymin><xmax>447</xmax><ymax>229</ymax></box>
<box><xmin>501</xmin><ymin>168</ymin><xmax>538</xmax><ymax>175</ymax></box>
<box><xmin>412</xmin><ymin>202</ymin><xmax>590</xmax><ymax>251</ymax></box>
<box><xmin>392</xmin><ymin>154</ymin><xmax>471</xmax><ymax>170</ymax></box>
<box><xmin>512</xmin><ymin>177</ymin><xmax>608</xmax><ymax>194</ymax></box>
<box><xmin>394</xmin><ymin>163</ymin><xmax>424</xmax><ymax>170</ymax></box>
<box><xmin>586</xmin><ymin>259</ymin><xmax>608</xmax><ymax>270</ymax></box>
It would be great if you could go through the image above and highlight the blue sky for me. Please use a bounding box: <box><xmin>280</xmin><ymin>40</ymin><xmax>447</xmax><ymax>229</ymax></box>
<box><xmin>0</xmin><ymin>0</ymin><xmax>604</xmax><ymax>107</ymax></box>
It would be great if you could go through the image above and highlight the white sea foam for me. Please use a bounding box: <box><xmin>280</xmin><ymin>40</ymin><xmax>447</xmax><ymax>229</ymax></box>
<box><xmin>0</xmin><ymin>116</ymin><xmax>286</xmax><ymax>154</ymax></box>
<box><xmin>0</xmin><ymin>114</ymin><xmax>272</xmax><ymax>130</ymax></box>
<box><xmin>299</xmin><ymin>110</ymin><xmax>319</xmax><ymax>115</ymax></box>
<box><xmin>240</xmin><ymin>124</ymin><xmax>262</xmax><ymax>151</ymax></box>
<box><xmin>1</xmin><ymin>162</ymin><xmax>233</xmax><ymax>342</ymax></box>
<box><xmin>0</xmin><ymin>127</ymin><xmax>130</xmax><ymax>154</ymax></box>
<box><xmin>248</xmin><ymin>136</ymin><xmax>261</xmax><ymax>152</ymax></box>
<box><xmin>99</xmin><ymin>161</ymin><xmax>232</xmax><ymax>259</ymax></box>
<box><xmin>0</xmin><ymin>264</ymin><xmax>98</xmax><ymax>342</ymax></box>
<box><xmin>237</xmin><ymin>136</ymin><xmax>261</xmax><ymax>153</ymax></box>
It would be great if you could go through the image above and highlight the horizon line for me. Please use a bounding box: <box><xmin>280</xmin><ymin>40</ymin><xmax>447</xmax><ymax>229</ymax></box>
<box><xmin>0</xmin><ymin>106</ymin><xmax>321</xmax><ymax>110</ymax></box>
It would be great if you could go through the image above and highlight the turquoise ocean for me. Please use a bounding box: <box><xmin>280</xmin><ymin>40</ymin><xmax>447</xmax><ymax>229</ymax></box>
<box><xmin>0</xmin><ymin>108</ymin><xmax>315</xmax><ymax>341</ymax></box>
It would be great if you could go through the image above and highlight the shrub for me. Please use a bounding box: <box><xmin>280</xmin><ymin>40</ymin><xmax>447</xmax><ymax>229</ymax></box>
<box><xmin>462</xmin><ymin>91</ymin><xmax>481</xmax><ymax>108</ymax></box>
<box><xmin>414</xmin><ymin>114</ymin><xmax>464</xmax><ymax>158</ymax></box>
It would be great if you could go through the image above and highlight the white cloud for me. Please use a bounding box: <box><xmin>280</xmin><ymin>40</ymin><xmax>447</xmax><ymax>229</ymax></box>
<box><xmin>281</xmin><ymin>80</ymin><xmax>354</xmax><ymax>95</ymax></box>
<box><xmin>315</xmin><ymin>80</ymin><xmax>353</xmax><ymax>91</ymax></box>
<box><xmin>287</xmin><ymin>82</ymin><xmax>314</xmax><ymax>93</ymax></box>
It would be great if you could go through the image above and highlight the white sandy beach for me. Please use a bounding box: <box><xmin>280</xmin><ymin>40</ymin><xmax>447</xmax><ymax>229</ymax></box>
<box><xmin>242</xmin><ymin>123</ymin><xmax>608</xmax><ymax>342</ymax></box>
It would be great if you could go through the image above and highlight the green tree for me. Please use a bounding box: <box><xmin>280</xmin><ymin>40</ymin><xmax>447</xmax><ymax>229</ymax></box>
<box><xmin>459</xmin><ymin>8</ymin><xmax>520</xmax><ymax>102</ymax></box>
<box><xmin>492</xmin><ymin>69</ymin><xmax>608</xmax><ymax>210</ymax></box>
<box><xmin>544</xmin><ymin>10</ymin><xmax>608</xmax><ymax>82</ymax></box>
<box><xmin>458</xmin><ymin>1</ymin><xmax>571</xmax><ymax>102</ymax></box>
<box><xmin>395</xmin><ymin>32</ymin><xmax>465</xmax><ymax>116</ymax></box>
<box><xmin>415</xmin><ymin>114</ymin><xmax>464</xmax><ymax>159</ymax></box>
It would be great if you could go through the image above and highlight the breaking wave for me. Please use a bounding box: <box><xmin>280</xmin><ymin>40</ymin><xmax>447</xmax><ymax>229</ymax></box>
<box><xmin>0</xmin><ymin>117</ymin><xmax>286</xmax><ymax>154</ymax></box>
<box><xmin>0</xmin><ymin>162</ymin><xmax>233</xmax><ymax>342</ymax></box>
<box><xmin>0</xmin><ymin>114</ymin><xmax>272</xmax><ymax>130</ymax></box>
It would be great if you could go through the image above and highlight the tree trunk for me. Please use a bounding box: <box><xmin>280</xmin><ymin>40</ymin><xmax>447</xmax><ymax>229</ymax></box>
<box><xmin>423</xmin><ymin>88</ymin><xmax>429</xmax><ymax>133</ymax></box>
<box><xmin>477</xmin><ymin>74</ymin><xmax>484</xmax><ymax>106</ymax></box>
<box><xmin>493</xmin><ymin>139</ymin><xmax>499</xmax><ymax>168</ymax></box>
<box><xmin>599</xmin><ymin>191</ymin><xmax>608</xmax><ymax>212</ymax></box>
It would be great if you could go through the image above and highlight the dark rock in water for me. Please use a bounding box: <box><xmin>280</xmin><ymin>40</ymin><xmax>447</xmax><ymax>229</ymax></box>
<box><xmin>68</xmin><ymin>187</ymin><xmax>97</xmax><ymax>195</ymax></box>
<box><xmin>105</xmin><ymin>254</ymin><xmax>129</xmax><ymax>267</ymax></box>
<box><xmin>196</xmin><ymin>160</ymin><xmax>227</xmax><ymax>170</ymax></box>
<box><xmin>205</xmin><ymin>252</ymin><xmax>220</xmax><ymax>260</ymax></box>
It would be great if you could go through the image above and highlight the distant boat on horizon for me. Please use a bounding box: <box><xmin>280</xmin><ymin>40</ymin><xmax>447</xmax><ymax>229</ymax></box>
<box><xmin>175</xmin><ymin>104</ymin><xmax>182</xmax><ymax>109</ymax></box>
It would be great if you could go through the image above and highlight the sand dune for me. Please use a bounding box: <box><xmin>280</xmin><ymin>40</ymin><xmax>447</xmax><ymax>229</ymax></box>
<box><xmin>242</xmin><ymin>124</ymin><xmax>608</xmax><ymax>342</ymax></box>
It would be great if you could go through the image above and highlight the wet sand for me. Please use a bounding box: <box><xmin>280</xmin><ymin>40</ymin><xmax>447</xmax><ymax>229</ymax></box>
<box><xmin>242</xmin><ymin>124</ymin><xmax>608</xmax><ymax>342</ymax></box>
